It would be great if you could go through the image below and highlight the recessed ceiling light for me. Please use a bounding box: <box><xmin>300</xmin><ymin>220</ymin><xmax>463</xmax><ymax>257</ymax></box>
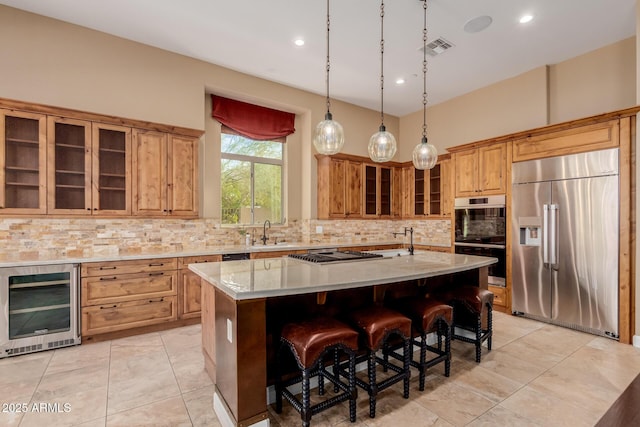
<box><xmin>464</xmin><ymin>15</ymin><xmax>493</xmax><ymax>33</ymax></box>
<box><xmin>519</xmin><ymin>14</ymin><xmax>533</xmax><ymax>24</ymax></box>
<box><xmin>294</xmin><ymin>38</ymin><xmax>305</xmax><ymax>47</ymax></box>
<box><xmin>396</xmin><ymin>78</ymin><xmax>405</xmax><ymax>85</ymax></box>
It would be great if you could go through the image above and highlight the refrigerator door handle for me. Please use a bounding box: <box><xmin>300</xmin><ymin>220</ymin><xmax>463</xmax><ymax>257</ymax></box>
<box><xmin>543</xmin><ymin>204</ymin><xmax>549</xmax><ymax>264</ymax></box>
<box><xmin>549</xmin><ymin>204</ymin><xmax>558</xmax><ymax>266</ymax></box>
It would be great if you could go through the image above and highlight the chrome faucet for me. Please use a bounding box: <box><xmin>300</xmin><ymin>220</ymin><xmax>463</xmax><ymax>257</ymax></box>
<box><xmin>393</xmin><ymin>227</ymin><xmax>414</xmax><ymax>255</ymax></box>
<box><xmin>261</xmin><ymin>220</ymin><xmax>271</xmax><ymax>245</ymax></box>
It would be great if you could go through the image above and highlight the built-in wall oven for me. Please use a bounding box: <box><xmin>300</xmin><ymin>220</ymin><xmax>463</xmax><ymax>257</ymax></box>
<box><xmin>454</xmin><ymin>195</ymin><xmax>506</xmax><ymax>286</ymax></box>
<box><xmin>0</xmin><ymin>263</ymin><xmax>80</xmax><ymax>358</ymax></box>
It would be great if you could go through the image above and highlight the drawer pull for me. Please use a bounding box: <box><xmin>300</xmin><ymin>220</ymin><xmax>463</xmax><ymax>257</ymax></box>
<box><xmin>99</xmin><ymin>276</ymin><xmax>118</xmax><ymax>281</ymax></box>
<box><xmin>100</xmin><ymin>304</ymin><xmax>117</xmax><ymax>309</ymax></box>
<box><xmin>99</xmin><ymin>266</ymin><xmax>117</xmax><ymax>270</ymax></box>
<box><xmin>148</xmin><ymin>298</ymin><xmax>165</xmax><ymax>303</ymax></box>
<box><xmin>148</xmin><ymin>263</ymin><xmax>165</xmax><ymax>267</ymax></box>
<box><xmin>148</xmin><ymin>272</ymin><xmax>165</xmax><ymax>277</ymax></box>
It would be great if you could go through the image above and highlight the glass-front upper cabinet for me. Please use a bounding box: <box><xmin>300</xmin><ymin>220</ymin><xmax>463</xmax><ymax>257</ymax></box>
<box><xmin>47</xmin><ymin>116</ymin><xmax>92</xmax><ymax>214</ymax></box>
<box><xmin>363</xmin><ymin>164</ymin><xmax>393</xmax><ymax>217</ymax></box>
<box><xmin>47</xmin><ymin>117</ymin><xmax>131</xmax><ymax>215</ymax></box>
<box><xmin>92</xmin><ymin>123</ymin><xmax>131</xmax><ymax>215</ymax></box>
<box><xmin>0</xmin><ymin>110</ymin><xmax>47</xmax><ymax>214</ymax></box>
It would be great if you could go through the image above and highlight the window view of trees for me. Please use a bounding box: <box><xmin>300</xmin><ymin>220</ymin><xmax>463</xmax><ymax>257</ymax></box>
<box><xmin>221</xmin><ymin>133</ymin><xmax>283</xmax><ymax>225</ymax></box>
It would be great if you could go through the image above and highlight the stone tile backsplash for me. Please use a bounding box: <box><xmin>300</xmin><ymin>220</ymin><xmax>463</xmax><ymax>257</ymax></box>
<box><xmin>0</xmin><ymin>217</ymin><xmax>450</xmax><ymax>260</ymax></box>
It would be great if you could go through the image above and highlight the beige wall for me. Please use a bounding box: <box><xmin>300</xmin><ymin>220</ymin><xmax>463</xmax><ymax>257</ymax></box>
<box><xmin>399</xmin><ymin>67</ymin><xmax>549</xmax><ymax>158</ymax></box>
<box><xmin>0</xmin><ymin>5</ymin><xmax>399</xmax><ymax>222</ymax></box>
<box><xmin>550</xmin><ymin>37</ymin><xmax>636</xmax><ymax>123</ymax></box>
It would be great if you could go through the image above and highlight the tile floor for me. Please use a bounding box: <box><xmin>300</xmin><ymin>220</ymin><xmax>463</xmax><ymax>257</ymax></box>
<box><xmin>1</xmin><ymin>312</ymin><xmax>640</xmax><ymax>426</ymax></box>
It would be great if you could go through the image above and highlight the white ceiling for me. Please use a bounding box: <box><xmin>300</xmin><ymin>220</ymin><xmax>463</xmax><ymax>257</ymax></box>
<box><xmin>1</xmin><ymin>0</ymin><xmax>636</xmax><ymax>116</ymax></box>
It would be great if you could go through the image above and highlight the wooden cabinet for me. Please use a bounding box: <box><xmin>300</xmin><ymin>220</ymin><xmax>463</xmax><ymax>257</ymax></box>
<box><xmin>0</xmin><ymin>109</ymin><xmax>47</xmax><ymax>214</ymax></box>
<box><xmin>363</xmin><ymin>164</ymin><xmax>396</xmax><ymax>217</ymax></box>
<box><xmin>401</xmin><ymin>155</ymin><xmax>452</xmax><ymax>218</ymax></box>
<box><xmin>511</xmin><ymin>119</ymin><xmax>620</xmax><ymax>162</ymax></box>
<box><xmin>178</xmin><ymin>255</ymin><xmax>221</xmax><ymax>319</ymax></box>
<box><xmin>316</xmin><ymin>156</ymin><xmax>362</xmax><ymax>219</ymax></box>
<box><xmin>132</xmin><ymin>130</ymin><xmax>198</xmax><ymax>217</ymax></box>
<box><xmin>46</xmin><ymin>116</ymin><xmax>92</xmax><ymax>214</ymax></box>
<box><xmin>411</xmin><ymin>156</ymin><xmax>452</xmax><ymax>217</ymax></box>
<box><xmin>453</xmin><ymin>143</ymin><xmax>506</xmax><ymax>197</ymax></box>
<box><xmin>91</xmin><ymin>123</ymin><xmax>132</xmax><ymax>214</ymax></box>
<box><xmin>47</xmin><ymin>119</ymin><xmax>132</xmax><ymax>215</ymax></box>
<box><xmin>488</xmin><ymin>285</ymin><xmax>506</xmax><ymax>312</ymax></box>
<box><xmin>0</xmin><ymin>98</ymin><xmax>202</xmax><ymax>218</ymax></box>
<box><xmin>80</xmin><ymin>258</ymin><xmax>178</xmax><ymax>337</ymax></box>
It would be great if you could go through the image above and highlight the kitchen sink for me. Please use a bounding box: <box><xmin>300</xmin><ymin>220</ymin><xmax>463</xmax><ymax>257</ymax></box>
<box><xmin>366</xmin><ymin>249</ymin><xmax>413</xmax><ymax>258</ymax></box>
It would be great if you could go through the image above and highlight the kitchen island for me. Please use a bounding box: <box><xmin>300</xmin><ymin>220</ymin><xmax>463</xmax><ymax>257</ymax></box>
<box><xmin>190</xmin><ymin>250</ymin><xmax>497</xmax><ymax>427</ymax></box>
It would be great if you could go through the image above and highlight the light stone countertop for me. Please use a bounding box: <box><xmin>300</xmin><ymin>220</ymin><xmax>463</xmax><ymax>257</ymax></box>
<box><xmin>0</xmin><ymin>240</ymin><xmax>449</xmax><ymax>268</ymax></box>
<box><xmin>189</xmin><ymin>250</ymin><xmax>497</xmax><ymax>301</ymax></box>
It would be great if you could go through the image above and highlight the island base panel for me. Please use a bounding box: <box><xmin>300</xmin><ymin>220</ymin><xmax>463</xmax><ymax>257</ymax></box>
<box><xmin>215</xmin><ymin>288</ymin><xmax>268</xmax><ymax>425</ymax></box>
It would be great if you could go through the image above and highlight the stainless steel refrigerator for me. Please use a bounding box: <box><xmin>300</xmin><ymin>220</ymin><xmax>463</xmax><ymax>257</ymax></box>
<box><xmin>511</xmin><ymin>148</ymin><xmax>619</xmax><ymax>339</ymax></box>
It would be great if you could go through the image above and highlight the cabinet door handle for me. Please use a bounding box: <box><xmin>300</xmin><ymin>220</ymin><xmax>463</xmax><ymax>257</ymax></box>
<box><xmin>99</xmin><ymin>276</ymin><xmax>118</xmax><ymax>281</ymax></box>
<box><xmin>100</xmin><ymin>304</ymin><xmax>117</xmax><ymax>309</ymax></box>
<box><xmin>148</xmin><ymin>272</ymin><xmax>165</xmax><ymax>277</ymax></box>
<box><xmin>99</xmin><ymin>266</ymin><xmax>117</xmax><ymax>270</ymax></box>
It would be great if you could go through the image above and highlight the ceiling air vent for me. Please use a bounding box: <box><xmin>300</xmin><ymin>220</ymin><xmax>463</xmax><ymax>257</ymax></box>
<box><xmin>422</xmin><ymin>37</ymin><xmax>454</xmax><ymax>57</ymax></box>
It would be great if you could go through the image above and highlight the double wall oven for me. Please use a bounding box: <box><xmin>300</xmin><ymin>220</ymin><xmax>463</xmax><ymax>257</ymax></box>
<box><xmin>454</xmin><ymin>195</ymin><xmax>506</xmax><ymax>287</ymax></box>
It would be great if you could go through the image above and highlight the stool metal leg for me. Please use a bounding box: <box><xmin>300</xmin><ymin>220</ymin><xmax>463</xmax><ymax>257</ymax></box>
<box><xmin>301</xmin><ymin>369</ymin><xmax>311</xmax><ymax>427</ymax></box>
<box><xmin>475</xmin><ymin>312</ymin><xmax>482</xmax><ymax>363</ymax></box>
<box><xmin>444</xmin><ymin>320</ymin><xmax>451</xmax><ymax>377</ymax></box>
<box><xmin>318</xmin><ymin>359</ymin><xmax>325</xmax><ymax>396</ymax></box>
<box><xmin>403</xmin><ymin>337</ymin><xmax>410</xmax><ymax>398</ymax></box>
<box><xmin>487</xmin><ymin>303</ymin><xmax>493</xmax><ymax>351</ymax></box>
<box><xmin>367</xmin><ymin>350</ymin><xmax>378</xmax><ymax>418</ymax></box>
<box><xmin>348</xmin><ymin>351</ymin><xmax>357</xmax><ymax>423</ymax></box>
<box><xmin>333</xmin><ymin>349</ymin><xmax>340</xmax><ymax>393</ymax></box>
<box><xmin>418</xmin><ymin>333</ymin><xmax>427</xmax><ymax>391</ymax></box>
<box><xmin>275</xmin><ymin>345</ymin><xmax>284</xmax><ymax>413</ymax></box>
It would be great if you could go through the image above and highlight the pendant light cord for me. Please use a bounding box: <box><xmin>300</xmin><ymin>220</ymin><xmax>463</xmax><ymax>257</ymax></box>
<box><xmin>379</xmin><ymin>0</ymin><xmax>385</xmax><ymax>127</ymax></box>
<box><xmin>325</xmin><ymin>0</ymin><xmax>331</xmax><ymax>115</ymax></box>
<box><xmin>422</xmin><ymin>0</ymin><xmax>428</xmax><ymax>140</ymax></box>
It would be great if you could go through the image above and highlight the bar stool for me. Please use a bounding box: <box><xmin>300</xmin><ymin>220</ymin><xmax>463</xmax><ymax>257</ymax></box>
<box><xmin>438</xmin><ymin>286</ymin><xmax>494</xmax><ymax>363</ymax></box>
<box><xmin>345</xmin><ymin>306</ymin><xmax>412</xmax><ymax>418</ymax></box>
<box><xmin>388</xmin><ymin>297</ymin><xmax>453</xmax><ymax>391</ymax></box>
<box><xmin>275</xmin><ymin>317</ymin><xmax>359</xmax><ymax>427</ymax></box>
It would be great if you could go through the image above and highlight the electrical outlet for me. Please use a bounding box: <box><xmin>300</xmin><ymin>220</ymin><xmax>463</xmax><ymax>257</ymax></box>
<box><xmin>227</xmin><ymin>318</ymin><xmax>233</xmax><ymax>343</ymax></box>
<box><xmin>316</xmin><ymin>226</ymin><xmax>323</xmax><ymax>233</ymax></box>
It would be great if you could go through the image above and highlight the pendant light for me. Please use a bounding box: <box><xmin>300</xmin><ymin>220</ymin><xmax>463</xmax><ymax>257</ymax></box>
<box><xmin>368</xmin><ymin>0</ymin><xmax>397</xmax><ymax>163</ymax></box>
<box><xmin>412</xmin><ymin>0</ymin><xmax>438</xmax><ymax>170</ymax></box>
<box><xmin>313</xmin><ymin>0</ymin><xmax>345</xmax><ymax>155</ymax></box>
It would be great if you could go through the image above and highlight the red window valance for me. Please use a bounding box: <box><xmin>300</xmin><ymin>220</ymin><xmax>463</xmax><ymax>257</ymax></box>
<box><xmin>211</xmin><ymin>95</ymin><xmax>295</xmax><ymax>141</ymax></box>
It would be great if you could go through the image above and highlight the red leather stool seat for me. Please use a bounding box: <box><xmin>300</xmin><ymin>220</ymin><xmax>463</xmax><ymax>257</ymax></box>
<box><xmin>345</xmin><ymin>306</ymin><xmax>412</xmax><ymax>418</ymax></box>
<box><xmin>276</xmin><ymin>316</ymin><xmax>359</xmax><ymax>427</ymax></box>
<box><xmin>436</xmin><ymin>285</ymin><xmax>494</xmax><ymax>363</ymax></box>
<box><xmin>389</xmin><ymin>296</ymin><xmax>453</xmax><ymax>391</ymax></box>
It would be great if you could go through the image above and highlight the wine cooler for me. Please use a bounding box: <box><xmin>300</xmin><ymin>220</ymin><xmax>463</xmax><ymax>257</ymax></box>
<box><xmin>0</xmin><ymin>263</ymin><xmax>80</xmax><ymax>358</ymax></box>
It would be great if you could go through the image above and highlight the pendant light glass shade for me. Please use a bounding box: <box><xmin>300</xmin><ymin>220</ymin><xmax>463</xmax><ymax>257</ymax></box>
<box><xmin>314</xmin><ymin>112</ymin><xmax>344</xmax><ymax>155</ymax></box>
<box><xmin>368</xmin><ymin>0</ymin><xmax>396</xmax><ymax>163</ymax></box>
<box><xmin>412</xmin><ymin>136</ymin><xmax>438</xmax><ymax>169</ymax></box>
<box><xmin>314</xmin><ymin>0</ymin><xmax>344</xmax><ymax>155</ymax></box>
<box><xmin>412</xmin><ymin>0</ymin><xmax>438</xmax><ymax>170</ymax></box>
<box><xmin>368</xmin><ymin>125</ymin><xmax>397</xmax><ymax>162</ymax></box>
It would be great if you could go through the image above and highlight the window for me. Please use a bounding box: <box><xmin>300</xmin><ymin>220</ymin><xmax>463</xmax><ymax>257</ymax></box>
<box><xmin>221</xmin><ymin>130</ymin><xmax>283</xmax><ymax>225</ymax></box>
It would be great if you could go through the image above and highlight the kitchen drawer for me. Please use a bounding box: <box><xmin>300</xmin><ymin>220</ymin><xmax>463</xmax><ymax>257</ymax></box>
<box><xmin>178</xmin><ymin>254</ymin><xmax>221</xmax><ymax>269</ymax></box>
<box><xmin>81</xmin><ymin>258</ymin><xmax>177</xmax><ymax>277</ymax></box>
<box><xmin>82</xmin><ymin>271</ymin><xmax>177</xmax><ymax>306</ymax></box>
<box><xmin>488</xmin><ymin>285</ymin><xmax>506</xmax><ymax>307</ymax></box>
<box><xmin>81</xmin><ymin>296</ymin><xmax>177</xmax><ymax>336</ymax></box>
